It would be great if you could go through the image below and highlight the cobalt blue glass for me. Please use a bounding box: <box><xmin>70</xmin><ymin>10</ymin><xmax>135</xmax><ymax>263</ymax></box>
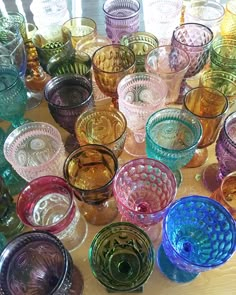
<box><xmin>157</xmin><ymin>195</ymin><xmax>236</xmax><ymax>283</ymax></box>
<box><xmin>146</xmin><ymin>108</ymin><xmax>202</xmax><ymax>186</ymax></box>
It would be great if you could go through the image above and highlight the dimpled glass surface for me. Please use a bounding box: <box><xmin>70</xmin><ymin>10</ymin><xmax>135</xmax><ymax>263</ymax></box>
<box><xmin>89</xmin><ymin>222</ymin><xmax>154</xmax><ymax>292</ymax></box>
<box><xmin>163</xmin><ymin>196</ymin><xmax>236</xmax><ymax>273</ymax></box>
<box><xmin>113</xmin><ymin>158</ymin><xmax>177</xmax><ymax>226</ymax></box>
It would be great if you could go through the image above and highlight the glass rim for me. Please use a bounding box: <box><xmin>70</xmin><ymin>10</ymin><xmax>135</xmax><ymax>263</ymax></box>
<box><xmin>220</xmin><ymin>171</ymin><xmax>236</xmax><ymax>210</ymax></box>
<box><xmin>227</xmin><ymin>0</ymin><xmax>236</xmax><ymax>15</ymax></box>
<box><xmin>223</xmin><ymin>111</ymin><xmax>236</xmax><ymax>148</ymax></box>
<box><xmin>103</xmin><ymin>0</ymin><xmax>140</xmax><ymax>20</ymax></box>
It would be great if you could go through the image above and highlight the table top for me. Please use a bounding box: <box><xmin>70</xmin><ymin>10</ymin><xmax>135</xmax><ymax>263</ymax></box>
<box><xmin>0</xmin><ymin>0</ymin><xmax>235</xmax><ymax>294</ymax></box>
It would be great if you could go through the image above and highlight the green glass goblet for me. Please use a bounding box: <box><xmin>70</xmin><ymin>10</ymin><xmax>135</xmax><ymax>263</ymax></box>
<box><xmin>89</xmin><ymin>222</ymin><xmax>154</xmax><ymax>293</ymax></box>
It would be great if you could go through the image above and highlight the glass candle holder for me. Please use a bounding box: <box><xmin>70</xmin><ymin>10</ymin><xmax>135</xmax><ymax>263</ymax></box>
<box><xmin>17</xmin><ymin>176</ymin><xmax>87</xmax><ymax>252</ymax></box>
<box><xmin>63</xmin><ymin>144</ymin><xmax>118</xmax><ymax>226</ymax></box>
<box><xmin>3</xmin><ymin>122</ymin><xmax>66</xmax><ymax>182</ymax></box>
<box><xmin>0</xmin><ymin>231</ymin><xmax>84</xmax><ymax>294</ymax></box>
<box><xmin>89</xmin><ymin>222</ymin><xmax>154</xmax><ymax>292</ymax></box>
<box><xmin>220</xmin><ymin>0</ymin><xmax>236</xmax><ymax>37</ymax></box>
<box><xmin>120</xmin><ymin>31</ymin><xmax>159</xmax><ymax>72</ymax></box>
<box><xmin>103</xmin><ymin>0</ymin><xmax>140</xmax><ymax>43</ymax></box>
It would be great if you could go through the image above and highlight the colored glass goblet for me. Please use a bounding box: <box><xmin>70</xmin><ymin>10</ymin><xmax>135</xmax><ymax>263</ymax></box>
<box><xmin>0</xmin><ymin>231</ymin><xmax>84</xmax><ymax>294</ymax></box>
<box><xmin>0</xmin><ymin>177</ymin><xmax>24</xmax><ymax>239</ymax></box>
<box><xmin>17</xmin><ymin>176</ymin><xmax>87</xmax><ymax>251</ymax></box>
<box><xmin>183</xmin><ymin>87</ymin><xmax>228</xmax><ymax>168</ymax></box>
<box><xmin>220</xmin><ymin>0</ymin><xmax>236</xmax><ymax>37</ymax></box>
<box><xmin>202</xmin><ymin>111</ymin><xmax>236</xmax><ymax>192</ymax></box>
<box><xmin>44</xmin><ymin>74</ymin><xmax>94</xmax><ymax>152</ymax></box>
<box><xmin>64</xmin><ymin>144</ymin><xmax>118</xmax><ymax>226</ymax></box>
<box><xmin>145</xmin><ymin>45</ymin><xmax>190</xmax><ymax>104</ymax></box>
<box><xmin>3</xmin><ymin>122</ymin><xmax>65</xmax><ymax>182</ymax></box>
<box><xmin>146</xmin><ymin>108</ymin><xmax>202</xmax><ymax>185</ymax></box>
<box><xmin>75</xmin><ymin>107</ymin><xmax>127</xmax><ymax>158</ymax></box>
<box><xmin>103</xmin><ymin>0</ymin><xmax>140</xmax><ymax>43</ymax></box>
<box><xmin>89</xmin><ymin>222</ymin><xmax>154</xmax><ymax>292</ymax></box>
<box><xmin>117</xmin><ymin>72</ymin><xmax>168</xmax><ymax>157</ymax></box>
<box><xmin>157</xmin><ymin>195</ymin><xmax>236</xmax><ymax>283</ymax></box>
<box><xmin>113</xmin><ymin>158</ymin><xmax>177</xmax><ymax>242</ymax></box>
<box><xmin>171</xmin><ymin>23</ymin><xmax>213</xmax><ymax>104</ymax></box>
<box><xmin>92</xmin><ymin>44</ymin><xmax>136</xmax><ymax>108</ymax></box>
<box><xmin>120</xmin><ymin>31</ymin><xmax>159</xmax><ymax>72</ymax></box>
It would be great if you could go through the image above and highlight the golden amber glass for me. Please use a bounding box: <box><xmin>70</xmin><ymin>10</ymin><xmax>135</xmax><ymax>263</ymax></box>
<box><xmin>220</xmin><ymin>0</ymin><xmax>236</xmax><ymax>37</ymax></box>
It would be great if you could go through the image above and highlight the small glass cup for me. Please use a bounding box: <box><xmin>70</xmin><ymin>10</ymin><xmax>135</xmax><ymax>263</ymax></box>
<box><xmin>103</xmin><ymin>0</ymin><xmax>140</xmax><ymax>43</ymax></box>
<box><xmin>63</xmin><ymin>144</ymin><xmax>118</xmax><ymax>226</ymax></box>
<box><xmin>220</xmin><ymin>0</ymin><xmax>236</xmax><ymax>37</ymax></box>
<box><xmin>89</xmin><ymin>222</ymin><xmax>154</xmax><ymax>292</ymax></box>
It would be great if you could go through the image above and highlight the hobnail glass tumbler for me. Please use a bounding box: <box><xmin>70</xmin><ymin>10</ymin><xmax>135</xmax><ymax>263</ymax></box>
<box><xmin>89</xmin><ymin>222</ymin><xmax>154</xmax><ymax>292</ymax></box>
<box><xmin>17</xmin><ymin>176</ymin><xmax>88</xmax><ymax>252</ymax></box>
<box><xmin>103</xmin><ymin>0</ymin><xmax>140</xmax><ymax>43</ymax></box>
<box><xmin>75</xmin><ymin>107</ymin><xmax>127</xmax><ymax>158</ymax></box>
<box><xmin>113</xmin><ymin>158</ymin><xmax>177</xmax><ymax>242</ymax></box>
<box><xmin>157</xmin><ymin>195</ymin><xmax>236</xmax><ymax>283</ymax></box>
<box><xmin>120</xmin><ymin>31</ymin><xmax>159</xmax><ymax>72</ymax></box>
<box><xmin>0</xmin><ymin>231</ymin><xmax>84</xmax><ymax>294</ymax></box>
<box><xmin>146</xmin><ymin>107</ymin><xmax>202</xmax><ymax>185</ymax></box>
<box><xmin>220</xmin><ymin>0</ymin><xmax>236</xmax><ymax>37</ymax></box>
<box><xmin>117</xmin><ymin>72</ymin><xmax>168</xmax><ymax>157</ymax></box>
<box><xmin>3</xmin><ymin>122</ymin><xmax>65</xmax><ymax>182</ymax></box>
<box><xmin>145</xmin><ymin>45</ymin><xmax>190</xmax><ymax>104</ymax></box>
<box><xmin>63</xmin><ymin>144</ymin><xmax>118</xmax><ymax>226</ymax></box>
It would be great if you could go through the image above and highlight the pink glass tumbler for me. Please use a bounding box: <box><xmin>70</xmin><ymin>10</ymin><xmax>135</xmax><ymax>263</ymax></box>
<box><xmin>113</xmin><ymin>158</ymin><xmax>177</xmax><ymax>242</ymax></box>
<box><xmin>17</xmin><ymin>175</ymin><xmax>88</xmax><ymax>252</ymax></box>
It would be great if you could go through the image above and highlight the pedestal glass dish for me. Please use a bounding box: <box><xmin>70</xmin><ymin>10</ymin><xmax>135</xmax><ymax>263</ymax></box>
<box><xmin>157</xmin><ymin>195</ymin><xmax>236</xmax><ymax>283</ymax></box>
<box><xmin>103</xmin><ymin>0</ymin><xmax>140</xmax><ymax>43</ymax></box>
<box><xmin>17</xmin><ymin>176</ymin><xmax>87</xmax><ymax>251</ymax></box>
<box><xmin>64</xmin><ymin>144</ymin><xmax>118</xmax><ymax>226</ymax></box>
<box><xmin>89</xmin><ymin>222</ymin><xmax>154</xmax><ymax>292</ymax></box>
<box><xmin>0</xmin><ymin>231</ymin><xmax>84</xmax><ymax>294</ymax></box>
<box><xmin>113</xmin><ymin>158</ymin><xmax>177</xmax><ymax>242</ymax></box>
<box><xmin>220</xmin><ymin>0</ymin><xmax>236</xmax><ymax>37</ymax></box>
<box><xmin>145</xmin><ymin>45</ymin><xmax>190</xmax><ymax>104</ymax></box>
<box><xmin>171</xmin><ymin>23</ymin><xmax>213</xmax><ymax>103</ymax></box>
<box><xmin>146</xmin><ymin>108</ymin><xmax>202</xmax><ymax>185</ymax></box>
<box><xmin>120</xmin><ymin>31</ymin><xmax>159</xmax><ymax>72</ymax></box>
<box><xmin>3</xmin><ymin>122</ymin><xmax>65</xmax><ymax>182</ymax></box>
<box><xmin>92</xmin><ymin>44</ymin><xmax>136</xmax><ymax>108</ymax></box>
<box><xmin>117</xmin><ymin>72</ymin><xmax>168</xmax><ymax>157</ymax></box>
<box><xmin>183</xmin><ymin>87</ymin><xmax>228</xmax><ymax>168</ymax></box>
<box><xmin>44</xmin><ymin>74</ymin><xmax>94</xmax><ymax>152</ymax></box>
<box><xmin>75</xmin><ymin>107</ymin><xmax>127</xmax><ymax>158</ymax></box>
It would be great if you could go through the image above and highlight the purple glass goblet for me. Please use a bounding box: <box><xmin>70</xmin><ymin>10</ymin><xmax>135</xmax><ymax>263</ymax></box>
<box><xmin>44</xmin><ymin>74</ymin><xmax>94</xmax><ymax>153</ymax></box>
<box><xmin>171</xmin><ymin>23</ymin><xmax>213</xmax><ymax>104</ymax></box>
<box><xmin>17</xmin><ymin>176</ymin><xmax>87</xmax><ymax>252</ymax></box>
<box><xmin>202</xmin><ymin>111</ymin><xmax>236</xmax><ymax>192</ymax></box>
<box><xmin>103</xmin><ymin>0</ymin><xmax>140</xmax><ymax>43</ymax></box>
<box><xmin>113</xmin><ymin>158</ymin><xmax>177</xmax><ymax>242</ymax></box>
<box><xmin>0</xmin><ymin>231</ymin><xmax>84</xmax><ymax>295</ymax></box>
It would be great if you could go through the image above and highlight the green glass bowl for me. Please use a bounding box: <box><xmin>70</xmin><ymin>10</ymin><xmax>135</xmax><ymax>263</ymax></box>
<box><xmin>89</xmin><ymin>222</ymin><xmax>154</xmax><ymax>292</ymax></box>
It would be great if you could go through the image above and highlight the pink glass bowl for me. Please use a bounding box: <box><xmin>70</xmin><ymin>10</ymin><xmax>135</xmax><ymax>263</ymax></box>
<box><xmin>3</xmin><ymin>122</ymin><xmax>65</xmax><ymax>182</ymax></box>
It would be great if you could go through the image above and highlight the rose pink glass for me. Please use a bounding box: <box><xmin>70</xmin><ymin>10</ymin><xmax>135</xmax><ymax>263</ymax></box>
<box><xmin>113</xmin><ymin>158</ymin><xmax>177</xmax><ymax>242</ymax></box>
<box><xmin>3</xmin><ymin>122</ymin><xmax>65</xmax><ymax>182</ymax></box>
<box><xmin>171</xmin><ymin>23</ymin><xmax>213</xmax><ymax>104</ymax></box>
<box><xmin>117</xmin><ymin>72</ymin><xmax>168</xmax><ymax>157</ymax></box>
<box><xmin>202</xmin><ymin>111</ymin><xmax>236</xmax><ymax>192</ymax></box>
<box><xmin>103</xmin><ymin>0</ymin><xmax>140</xmax><ymax>43</ymax></box>
<box><xmin>145</xmin><ymin>45</ymin><xmax>190</xmax><ymax>104</ymax></box>
<box><xmin>17</xmin><ymin>176</ymin><xmax>87</xmax><ymax>252</ymax></box>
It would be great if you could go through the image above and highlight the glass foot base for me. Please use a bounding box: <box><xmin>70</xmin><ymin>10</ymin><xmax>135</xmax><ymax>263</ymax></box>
<box><xmin>69</xmin><ymin>265</ymin><xmax>84</xmax><ymax>295</ymax></box>
<box><xmin>124</xmin><ymin>132</ymin><xmax>146</xmax><ymax>157</ymax></box>
<box><xmin>202</xmin><ymin>163</ymin><xmax>220</xmax><ymax>192</ymax></box>
<box><xmin>107</xmin><ymin>286</ymin><xmax>143</xmax><ymax>293</ymax></box>
<box><xmin>157</xmin><ymin>245</ymin><xmax>199</xmax><ymax>283</ymax></box>
<box><xmin>185</xmin><ymin>148</ymin><xmax>208</xmax><ymax>168</ymax></box>
<box><xmin>26</xmin><ymin>91</ymin><xmax>43</xmax><ymax>110</ymax></box>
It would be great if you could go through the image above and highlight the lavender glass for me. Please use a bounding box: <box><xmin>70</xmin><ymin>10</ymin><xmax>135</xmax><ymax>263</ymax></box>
<box><xmin>171</xmin><ymin>23</ymin><xmax>213</xmax><ymax>104</ymax></box>
<box><xmin>17</xmin><ymin>176</ymin><xmax>87</xmax><ymax>251</ymax></box>
<box><xmin>44</xmin><ymin>74</ymin><xmax>94</xmax><ymax>152</ymax></box>
<box><xmin>103</xmin><ymin>0</ymin><xmax>140</xmax><ymax>43</ymax></box>
<box><xmin>0</xmin><ymin>231</ymin><xmax>84</xmax><ymax>294</ymax></box>
<box><xmin>202</xmin><ymin>111</ymin><xmax>236</xmax><ymax>192</ymax></box>
<box><xmin>3</xmin><ymin>122</ymin><xmax>65</xmax><ymax>182</ymax></box>
<box><xmin>113</xmin><ymin>158</ymin><xmax>177</xmax><ymax>242</ymax></box>
<box><xmin>117</xmin><ymin>72</ymin><xmax>168</xmax><ymax>157</ymax></box>
<box><xmin>157</xmin><ymin>195</ymin><xmax>236</xmax><ymax>283</ymax></box>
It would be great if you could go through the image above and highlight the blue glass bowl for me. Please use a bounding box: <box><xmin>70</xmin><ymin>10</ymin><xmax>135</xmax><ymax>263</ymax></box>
<box><xmin>157</xmin><ymin>195</ymin><xmax>236</xmax><ymax>283</ymax></box>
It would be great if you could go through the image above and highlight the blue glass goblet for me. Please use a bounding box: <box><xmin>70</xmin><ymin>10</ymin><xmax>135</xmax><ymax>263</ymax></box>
<box><xmin>157</xmin><ymin>195</ymin><xmax>236</xmax><ymax>283</ymax></box>
<box><xmin>146</xmin><ymin>108</ymin><xmax>202</xmax><ymax>186</ymax></box>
